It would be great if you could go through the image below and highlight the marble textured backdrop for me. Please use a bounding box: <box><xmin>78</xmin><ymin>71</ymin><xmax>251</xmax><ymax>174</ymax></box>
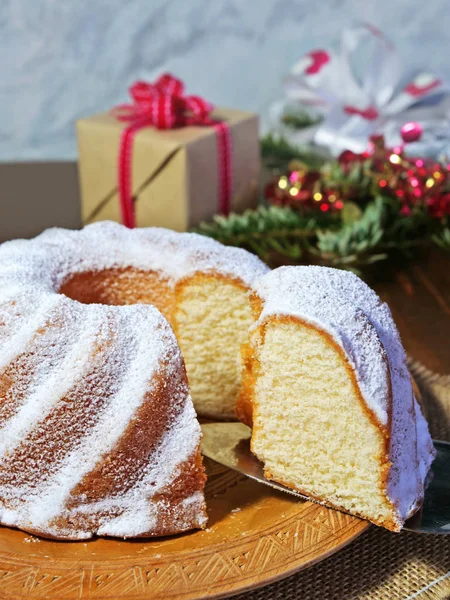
<box><xmin>1</xmin><ymin>0</ymin><xmax>449</xmax><ymax>160</ymax></box>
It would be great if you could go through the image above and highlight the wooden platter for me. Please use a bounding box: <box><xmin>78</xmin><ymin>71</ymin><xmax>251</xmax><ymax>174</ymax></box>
<box><xmin>0</xmin><ymin>458</ymin><xmax>368</xmax><ymax>599</ymax></box>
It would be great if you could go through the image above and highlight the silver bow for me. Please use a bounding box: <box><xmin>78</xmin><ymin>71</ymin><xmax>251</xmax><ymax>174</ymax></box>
<box><xmin>270</xmin><ymin>23</ymin><xmax>450</xmax><ymax>158</ymax></box>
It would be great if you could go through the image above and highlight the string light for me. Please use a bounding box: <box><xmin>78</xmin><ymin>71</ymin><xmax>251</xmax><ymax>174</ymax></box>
<box><xmin>264</xmin><ymin>134</ymin><xmax>449</xmax><ymax>220</ymax></box>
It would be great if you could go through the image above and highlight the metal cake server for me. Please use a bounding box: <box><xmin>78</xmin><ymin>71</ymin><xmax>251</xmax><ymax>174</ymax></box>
<box><xmin>201</xmin><ymin>422</ymin><xmax>450</xmax><ymax>535</ymax></box>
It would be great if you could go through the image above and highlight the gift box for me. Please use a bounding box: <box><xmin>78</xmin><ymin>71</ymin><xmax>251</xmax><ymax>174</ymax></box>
<box><xmin>77</xmin><ymin>82</ymin><xmax>260</xmax><ymax>231</ymax></box>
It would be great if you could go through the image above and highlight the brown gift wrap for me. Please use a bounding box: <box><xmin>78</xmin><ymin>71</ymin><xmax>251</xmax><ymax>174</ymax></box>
<box><xmin>76</xmin><ymin>108</ymin><xmax>260</xmax><ymax>231</ymax></box>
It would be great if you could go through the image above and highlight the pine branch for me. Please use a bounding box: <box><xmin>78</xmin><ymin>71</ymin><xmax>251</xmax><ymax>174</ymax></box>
<box><xmin>432</xmin><ymin>227</ymin><xmax>450</xmax><ymax>251</ymax></box>
<box><xmin>281</xmin><ymin>109</ymin><xmax>322</xmax><ymax>129</ymax></box>
<box><xmin>261</xmin><ymin>133</ymin><xmax>328</xmax><ymax>170</ymax></box>
<box><xmin>313</xmin><ymin>196</ymin><xmax>436</xmax><ymax>272</ymax></box>
<box><xmin>196</xmin><ymin>199</ymin><xmax>449</xmax><ymax>273</ymax></box>
<box><xmin>313</xmin><ymin>197</ymin><xmax>388</xmax><ymax>272</ymax></box>
<box><xmin>196</xmin><ymin>205</ymin><xmax>338</xmax><ymax>262</ymax></box>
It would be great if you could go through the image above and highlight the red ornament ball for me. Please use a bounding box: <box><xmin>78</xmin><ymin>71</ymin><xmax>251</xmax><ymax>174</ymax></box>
<box><xmin>400</xmin><ymin>122</ymin><xmax>423</xmax><ymax>144</ymax></box>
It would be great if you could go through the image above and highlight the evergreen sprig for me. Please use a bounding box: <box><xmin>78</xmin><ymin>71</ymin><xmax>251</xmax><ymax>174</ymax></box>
<box><xmin>196</xmin><ymin>197</ymin><xmax>448</xmax><ymax>273</ymax></box>
<box><xmin>196</xmin><ymin>205</ymin><xmax>338</xmax><ymax>262</ymax></box>
<box><xmin>432</xmin><ymin>227</ymin><xmax>450</xmax><ymax>251</ymax></box>
<box><xmin>281</xmin><ymin>109</ymin><xmax>322</xmax><ymax>130</ymax></box>
<box><xmin>314</xmin><ymin>197</ymin><xmax>387</xmax><ymax>270</ymax></box>
<box><xmin>260</xmin><ymin>133</ymin><xmax>328</xmax><ymax>170</ymax></box>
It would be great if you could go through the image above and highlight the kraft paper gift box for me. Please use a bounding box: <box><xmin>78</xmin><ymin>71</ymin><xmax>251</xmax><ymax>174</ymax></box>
<box><xmin>76</xmin><ymin>108</ymin><xmax>260</xmax><ymax>231</ymax></box>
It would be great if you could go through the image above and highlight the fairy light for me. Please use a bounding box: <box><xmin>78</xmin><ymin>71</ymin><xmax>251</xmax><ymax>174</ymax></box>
<box><xmin>264</xmin><ymin>135</ymin><xmax>450</xmax><ymax>223</ymax></box>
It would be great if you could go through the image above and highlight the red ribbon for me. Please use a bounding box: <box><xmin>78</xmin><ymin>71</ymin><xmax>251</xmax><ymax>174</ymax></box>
<box><xmin>343</xmin><ymin>105</ymin><xmax>379</xmax><ymax>121</ymax></box>
<box><xmin>112</xmin><ymin>74</ymin><xmax>232</xmax><ymax>228</ymax></box>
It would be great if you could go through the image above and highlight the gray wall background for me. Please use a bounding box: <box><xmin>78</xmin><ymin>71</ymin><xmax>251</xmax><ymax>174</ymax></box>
<box><xmin>1</xmin><ymin>0</ymin><xmax>449</xmax><ymax>161</ymax></box>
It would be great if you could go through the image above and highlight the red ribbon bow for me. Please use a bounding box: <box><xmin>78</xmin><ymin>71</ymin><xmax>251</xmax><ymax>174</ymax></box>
<box><xmin>112</xmin><ymin>74</ymin><xmax>232</xmax><ymax>228</ymax></box>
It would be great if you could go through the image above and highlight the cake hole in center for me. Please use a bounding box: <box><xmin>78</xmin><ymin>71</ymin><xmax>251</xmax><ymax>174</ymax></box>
<box><xmin>59</xmin><ymin>268</ymin><xmax>175</xmax><ymax>320</ymax></box>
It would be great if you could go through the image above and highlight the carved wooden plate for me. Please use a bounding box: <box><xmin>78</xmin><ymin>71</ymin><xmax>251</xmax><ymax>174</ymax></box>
<box><xmin>0</xmin><ymin>458</ymin><xmax>368</xmax><ymax>599</ymax></box>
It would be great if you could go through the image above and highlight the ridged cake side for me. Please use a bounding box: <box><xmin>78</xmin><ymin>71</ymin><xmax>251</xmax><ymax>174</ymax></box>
<box><xmin>0</xmin><ymin>234</ymin><xmax>207</xmax><ymax>539</ymax></box>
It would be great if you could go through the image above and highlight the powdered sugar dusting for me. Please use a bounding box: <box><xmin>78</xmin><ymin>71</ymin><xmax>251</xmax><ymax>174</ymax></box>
<box><xmin>254</xmin><ymin>266</ymin><xmax>391</xmax><ymax>425</ymax></box>
<box><xmin>20</xmin><ymin>307</ymin><xmax>197</xmax><ymax>537</ymax></box>
<box><xmin>0</xmin><ymin>293</ymin><xmax>61</xmax><ymax>370</ymax></box>
<box><xmin>0</xmin><ymin>300</ymin><xmax>202</xmax><ymax>538</ymax></box>
<box><xmin>0</xmin><ymin>222</ymin><xmax>211</xmax><ymax>539</ymax></box>
<box><xmin>9</xmin><ymin>220</ymin><xmax>268</xmax><ymax>290</ymax></box>
<box><xmin>0</xmin><ymin>305</ymin><xmax>105</xmax><ymax>459</ymax></box>
<box><xmin>253</xmin><ymin>265</ymin><xmax>435</xmax><ymax>526</ymax></box>
<box><xmin>96</xmin><ymin>401</ymin><xmax>204</xmax><ymax>537</ymax></box>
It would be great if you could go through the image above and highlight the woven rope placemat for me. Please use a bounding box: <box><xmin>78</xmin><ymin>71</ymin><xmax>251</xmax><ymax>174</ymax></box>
<box><xmin>230</xmin><ymin>360</ymin><xmax>450</xmax><ymax>600</ymax></box>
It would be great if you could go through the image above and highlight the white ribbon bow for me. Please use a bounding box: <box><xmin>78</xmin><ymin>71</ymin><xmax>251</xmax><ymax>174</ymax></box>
<box><xmin>271</xmin><ymin>23</ymin><xmax>450</xmax><ymax>157</ymax></box>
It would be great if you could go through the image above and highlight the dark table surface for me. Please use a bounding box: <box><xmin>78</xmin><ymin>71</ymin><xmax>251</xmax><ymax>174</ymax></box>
<box><xmin>373</xmin><ymin>248</ymin><xmax>449</xmax><ymax>375</ymax></box>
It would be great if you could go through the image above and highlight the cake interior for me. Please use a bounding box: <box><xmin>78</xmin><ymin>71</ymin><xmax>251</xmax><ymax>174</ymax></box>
<box><xmin>245</xmin><ymin>316</ymin><xmax>398</xmax><ymax>530</ymax></box>
<box><xmin>60</xmin><ymin>268</ymin><xmax>253</xmax><ymax>418</ymax></box>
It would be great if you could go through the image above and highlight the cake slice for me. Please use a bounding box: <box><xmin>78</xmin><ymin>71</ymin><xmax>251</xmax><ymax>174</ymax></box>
<box><xmin>237</xmin><ymin>266</ymin><xmax>435</xmax><ymax>531</ymax></box>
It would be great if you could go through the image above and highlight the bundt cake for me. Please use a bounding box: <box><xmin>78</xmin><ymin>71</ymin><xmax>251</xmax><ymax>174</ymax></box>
<box><xmin>237</xmin><ymin>266</ymin><xmax>436</xmax><ymax>532</ymax></box>
<box><xmin>0</xmin><ymin>221</ymin><xmax>267</xmax><ymax>539</ymax></box>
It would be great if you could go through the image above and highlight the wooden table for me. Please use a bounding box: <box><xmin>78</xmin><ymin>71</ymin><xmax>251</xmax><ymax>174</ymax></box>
<box><xmin>372</xmin><ymin>248</ymin><xmax>449</xmax><ymax>375</ymax></box>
